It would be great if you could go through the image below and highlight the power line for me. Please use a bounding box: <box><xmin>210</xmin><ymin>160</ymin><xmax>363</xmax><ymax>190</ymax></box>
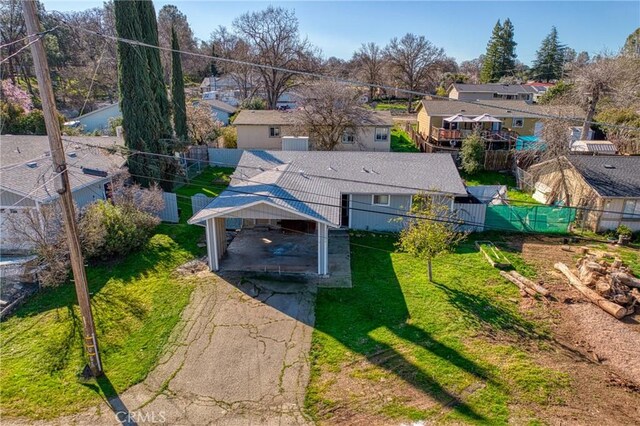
<box><xmin>65</xmin><ymin>138</ymin><xmax>640</xmax><ymax>219</ymax></box>
<box><xmin>46</xmin><ymin>15</ymin><xmax>640</xmax><ymax>132</ymax></box>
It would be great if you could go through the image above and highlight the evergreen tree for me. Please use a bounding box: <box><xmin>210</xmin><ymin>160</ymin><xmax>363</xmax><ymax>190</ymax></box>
<box><xmin>136</xmin><ymin>0</ymin><xmax>173</xmax><ymax>140</ymax></box>
<box><xmin>171</xmin><ymin>26</ymin><xmax>188</xmax><ymax>141</ymax></box>
<box><xmin>114</xmin><ymin>0</ymin><xmax>161</xmax><ymax>186</ymax></box>
<box><xmin>497</xmin><ymin>18</ymin><xmax>517</xmax><ymax>79</ymax></box>
<box><xmin>480</xmin><ymin>20</ymin><xmax>502</xmax><ymax>83</ymax></box>
<box><xmin>480</xmin><ymin>19</ymin><xmax>518</xmax><ymax>82</ymax></box>
<box><xmin>532</xmin><ymin>26</ymin><xmax>565</xmax><ymax>82</ymax></box>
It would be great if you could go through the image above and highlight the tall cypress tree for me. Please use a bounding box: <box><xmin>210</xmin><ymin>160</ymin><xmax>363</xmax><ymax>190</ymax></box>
<box><xmin>136</xmin><ymin>0</ymin><xmax>173</xmax><ymax>140</ymax></box>
<box><xmin>114</xmin><ymin>0</ymin><xmax>161</xmax><ymax>186</ymax></box>
<box><xmin>481</xmin><ymin>20</ymin><xmax>502</xmax><ymax>83</ymax></box>
<box><xmin>532</xmin><ymin>27</ymin><xmax>565</xmax><ymax>82</ymax></box>
<box><xmin>497</xmin><ymin>18</ymin><xmax>517</xmax><ymax>79</ymax></box>
<box><xmin>171</xmin><ymin>26</ymin><xmax>188</xmax><ymax>141</ymax></box>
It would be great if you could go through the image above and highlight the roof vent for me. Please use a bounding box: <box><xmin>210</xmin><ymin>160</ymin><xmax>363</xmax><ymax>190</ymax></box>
<box><xmin>361</xmin><ymin>167</ymin><xmax>369</xmax><ymax>173</ymax></box>
<box><xmin>603</xmin><ymin>164</ymin><xmax>615</xmax><ymax>169</ymax></box>
<box><xmin>68</xmin><ymin>151</ymin><xmax>77</xmax><ymax>158</ymax></box>
<box><xmin>26</xmin><ymin>161</ymin><xmax>38</xmax><ymax>168</ymax></box>
<box><xmin>507</xmin><ymin>110</ymin><xmax>512</xmax><ymax>113</ymax></box>
<box><xmin>81</xmin><ymin>167</ymin><xmax>108</xmax><ymax>177</ymax></box>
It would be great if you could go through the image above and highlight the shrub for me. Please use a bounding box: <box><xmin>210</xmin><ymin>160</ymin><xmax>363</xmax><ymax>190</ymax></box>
<box><xmin>461</xmin><ymin>132</ymin><xmax>485</xmax><ymax>175</ymax></box>
<box><xmin>221</xmin><ymin>126</ymin><xmax>237</xmax><ymax>148</ymax></box>
<box><xmin>80</xmin><ymin>200</ymin><xmax>160</xmax><ymax>259</ymax></box>
<box><xmin>616</xmin><ymin>225</ymin><xmax>632</xmax><ymax>237</ymax></box>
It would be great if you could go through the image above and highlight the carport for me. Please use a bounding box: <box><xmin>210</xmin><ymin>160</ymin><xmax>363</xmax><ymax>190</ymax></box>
<box><xmin>189</xmin><ymin>200</ymin><xmax>334</xmax><ymax>276</ymax></box>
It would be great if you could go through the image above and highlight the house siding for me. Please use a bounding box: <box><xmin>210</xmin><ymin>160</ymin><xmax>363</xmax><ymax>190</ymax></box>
<box><xmin>599</xmin><ymin>198</ymin><xmax>640</xmax><ymax>232</ymax></box>
<box><xmin>0</xmin><ymin>190</ymin><xmax>36</xmax><ymax>207</ymax></box>
<box><xmin>349</xmin><ymin>194</ymin><xmax>412</xmax><ymax>232</ymax></box>
<box><xmin>418</xmin><ymin>113</ymin><xmax>539</xmax><ymax>139</ymax></box>
<box><xmin>72</xmin><ymin>181</ymin><xmax>107</xmax><ymax>209</ymax></box>
<box><xmin>77</xmin><ymin>104</ymin><xmax>122</xmax><ymax>133</ymax></box>
<box><xmin>236</xmin><ymin>125</ymin><xmax>391</xmax><ymax>152</ymax></box>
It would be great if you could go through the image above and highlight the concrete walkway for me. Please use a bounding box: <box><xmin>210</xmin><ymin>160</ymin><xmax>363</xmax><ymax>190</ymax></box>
<box><xmin>14</xmin><ymin>274</ymin><xmax>316</xmax><ymax>426</ymax></box>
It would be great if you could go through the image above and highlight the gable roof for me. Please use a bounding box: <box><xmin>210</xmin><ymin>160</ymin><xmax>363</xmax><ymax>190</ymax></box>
<box><xmin>566</xmin><ymin>155</ymin><xmax>640</xmax><ymax>198</ymax></box>
<box><xmin>418</xmin><ymin>99</ymin><xmax>583</xmax><ymax>120</ymax></box>
<box><xmin>76</xmin><ymin>103</ymin><xmax>120</xmax><ymax>120</ymax></box>
<box><xmin>0</xmin><ymin>135</ymin><xmax>126</xmax><ymax>203</ymax></box>
<box><xmin>232</xmin><ymin>109</ymin><xmax>393</xmax><ymax>127</ymax></box>
<box><xmin>202</xmin><ymin>99</ymin><xmax>237</xmax><ymax>114</ymax></box>
<box><xmin>189</xmin><ymin>150</ymin><xmax>466</xmax><ymax>226</ymax></box>
<box><xmin>450</xmin><ymin>83</ymin><xmax>537</xmax><ymax>95</ymax></box>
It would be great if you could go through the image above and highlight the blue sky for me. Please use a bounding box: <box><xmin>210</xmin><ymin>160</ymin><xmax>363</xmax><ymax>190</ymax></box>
<box><xmin>43</xmin><ymin>1</ymin><xmax>639</xmax><ymax>65</ymax></box>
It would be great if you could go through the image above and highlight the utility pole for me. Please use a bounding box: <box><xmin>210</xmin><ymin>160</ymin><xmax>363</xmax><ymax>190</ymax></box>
<box><xmin>22</xmin><ymin>0</ymin><xmax>103</xmax><ymax>377</ymax></box>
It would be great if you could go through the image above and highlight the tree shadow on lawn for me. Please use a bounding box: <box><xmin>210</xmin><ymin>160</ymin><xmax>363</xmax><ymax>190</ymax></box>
<box><xmin>11</xmin><ymin>225</ymin><xmax>203</xmax><ymax>319</ymax></box>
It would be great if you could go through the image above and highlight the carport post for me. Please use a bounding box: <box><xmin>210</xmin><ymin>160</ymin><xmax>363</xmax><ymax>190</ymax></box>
<box><xmin>206</xmin><ymin>218</ymin><xmax>219</xmax><ymax>271</ymax></box>
<box><xmin>317</xmin><ymin>222</ymin><xmax>329</xmax><ymax>276</ymax></box>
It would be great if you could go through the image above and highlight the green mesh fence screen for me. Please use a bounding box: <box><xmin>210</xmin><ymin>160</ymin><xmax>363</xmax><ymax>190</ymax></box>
<box><xmin>485</xmin><ymin>205</ymin><xmax>577</xmax><ymax>233</ymax></box>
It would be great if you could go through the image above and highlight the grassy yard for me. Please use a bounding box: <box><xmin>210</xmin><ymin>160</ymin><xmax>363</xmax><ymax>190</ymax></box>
<box><xmin>306</xmin><ymin>233</ymin><xmax>569</xmax><ymax>424</ymax></box>
<box><xmin>174</xmin><ymin>166</ymin><xmax>234</xmax><ymax>222</ymax></box>
<box><xmin>0</xmin><ymin>224</ymin><xmax>206</xmax><ymax>419</ymax></box>
<box><xmin>461</xmin><ymin>170</ymin><xmax>538</xmax><ymax>205</ymax></box>
<box><xmin>391</xmin><ymin>127</ymin><xmax>420</xmax><ymax>153</ymax></box>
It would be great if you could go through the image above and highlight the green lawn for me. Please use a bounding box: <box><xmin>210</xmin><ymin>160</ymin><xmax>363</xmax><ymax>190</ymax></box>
<box><xmin>391</xmin><ymin>127</ymin><xmax>420</xmax><ymax>153</ymax></box>
<box><xmin>306</xmin><ymin>233</ymin><xmax>569</xmax><ymax>424</ymax></box>
<box><xmin>461</xmin><ymin>170</ymin><xmax>538</xmax><ymax>205</ymax></box>
<box><xmin>174</xmin><ymin>166</ymin><xmax>234</xmax><ymax>222</ymax></box>
<box><xmin>0</xmin><ymin>224</ymin><xmax>206</xmax><ymax>419</ymax></box>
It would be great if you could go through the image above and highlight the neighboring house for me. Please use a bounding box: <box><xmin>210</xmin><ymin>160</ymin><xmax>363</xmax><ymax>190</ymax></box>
<box><xmin>200</xmin><ymin>75</ymin><xmax>238</xmax><ymax>94</ymax></box>
<box><xmin>529</xmin><ymin>155</ymin><xmax>640</xmax><ymax>232</ymax></box>
<box><xmin>523</xmin><ymin>82</ymin><xmax>555</xmax><ymax>102</ymax></box>
<box><xmin>0</xmin><ymin>135</ymin><xmax>126</xmax><ymax>253</ymax></box>
<box><xmin>416</xmin><ymin>99</ymin><xmax>553</xmax><ymax>148</ymax></box>
<box><xmin>276</xmin><ymin>91</ymin><xmax>299</xmax><ymax>110</ymax></box>
<box><xmin>73</xmin><ymin>103</ymin><xmax>122</xmax><ymax>133</ymax></box>
<box><xmin>188</xmin><ymin>150</ymin><xmax>467</xmax><ymax>274</ymax></box>
<box><xmin>233</xmin><ymin>110</ymin><xmax>394</xmax><ymax>152</ymax></box>
<box><xmin>202</xmin><ymin>90</ymin><xmax>240</xmax><ymax>107</ymax></box>
<box><xmin>447</xmin><ymin>84</ymin><xmax>538</xmax><ymax>101</ymax></box>
<box><xmin>199</xmin><ymin>99</ymin><xmax>237</xmax><ymax>125</ymax></box>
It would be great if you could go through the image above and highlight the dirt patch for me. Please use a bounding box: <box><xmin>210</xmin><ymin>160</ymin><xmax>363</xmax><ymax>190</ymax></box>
<box><xmin>514</xmin><ymin>236</ymin><xmax>640</xmax><ymax>424</ymax></box>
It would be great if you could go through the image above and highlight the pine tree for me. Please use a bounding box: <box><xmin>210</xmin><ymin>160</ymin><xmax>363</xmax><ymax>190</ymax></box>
<box><xmin>498</xmin><ymin>19</ymin><xmax>517</xmax><ymax>79</ymax></box>
<box><xmin>480</xmin><ymin>20</ymin><xmax>502</xmax><ymax>83</ymax></box>
<box><xmin>114</xmin><ymin>0</ymin><xmax>161</xmax><ymax>186</ymax></box>
<box><xmin>532</xmin><ymin>26</ymin><xmax>565</xmax><ymax>82</ymax></box>
<box><xmin>171</xmin><ymin>26</ymin><xmax>188</xmax><ymax>141</ymax></box>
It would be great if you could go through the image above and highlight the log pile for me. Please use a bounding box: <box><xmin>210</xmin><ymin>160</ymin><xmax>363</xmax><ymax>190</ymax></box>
<box><xmin>554</xmin><ymin>252</ymin><xmax>639</xmax><ymax>319</ymax></box>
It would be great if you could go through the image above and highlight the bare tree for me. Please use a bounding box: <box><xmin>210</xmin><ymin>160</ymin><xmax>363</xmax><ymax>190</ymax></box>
<box><xmin>352</xmin><ymin>42</ymin><xmax>385</xmax><ymax>101</ymax></box>
<box><xmin>209</xmin><ymin>26</ymin><xmax>261</xmax><ymax>101</ymax></box>
<box><xmin>384</xmin><ymin>33</ymin><xmax>445</xmax><ymax>112</ymax></box>
<box><xmin>571</xmin><ymin>54</ymin><xmax>640</xmax><ymax>139</ymax></box>
<box><xmin>157</xmin><ymin>5</ymin><xmax>200</xmax><ymax>82</ymax></box>
<box><xmin>232</xmin><ymin>6</ymin><xmax>318</xmax><ymax>109</ymax></box>
<box><xmin>293</xmin><ymin>80</ymin><xmax>374</xmax><ymax>151</ymax></box>
<box><xmin>459</xmin><ymin>55</ymin><xmax>484</xmax><ymax>84</ymax></box>
<box><xmin>186</xmin><ymin>102</ymin><xmax>222</xmax><ymax>145</ymax></box>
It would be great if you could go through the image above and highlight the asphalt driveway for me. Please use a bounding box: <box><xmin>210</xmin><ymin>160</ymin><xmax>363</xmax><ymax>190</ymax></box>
<box><xmin>20</xmin><ymin>273</ymin><xmax>316</xmax><ymax>426</ymax></box>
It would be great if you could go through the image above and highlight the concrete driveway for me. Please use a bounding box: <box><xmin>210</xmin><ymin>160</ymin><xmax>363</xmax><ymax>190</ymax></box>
<box><xmin>23</xmin><ymin>273</ymin><xmax>316</xmax><ymax>426</ymax></box>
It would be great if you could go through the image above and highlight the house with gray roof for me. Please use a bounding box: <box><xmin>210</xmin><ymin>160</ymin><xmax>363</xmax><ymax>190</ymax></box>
<box><xmin>189</xmin><ymin>150</ymin><xmax>466</xmax><ymax>275</ymax></box>
<box><xmin>0</xmin><ymin>135</ymin><xmax>126</xmax><ymax>253</ymax></box>
<box><xmin>233</xmin><ymin>109</ymin><xmax>394</xmax><ymax>152</ymax></box>
<box><xmin>447</xmin><ymin>83</ymin><xmax>539</xmax><ymax>101</ymax></box>
<box><xmin>529</xmin><ymin>155</ymin><xmax>640</xmax><ymax>232</ymax></box>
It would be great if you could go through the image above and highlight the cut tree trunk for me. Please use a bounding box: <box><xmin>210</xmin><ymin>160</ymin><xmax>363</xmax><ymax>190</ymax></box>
<box><xmin>610</xmin><ymin>272</ymin><xmax>640</xmax><ymax>288</ymax></box>
<box><xmin>500</xmin><ymin>271</ymin><xmax>538</xmax><ymax>297</ymax></box>
<box><xmin>508</xmin><ymin>271</ymin><xmax>550</xmax><ymax>296</ymax></box>
<box><xmin>554</xmin><ymin>262</ymin><xmax>627</xmax><ymax>319</ymax></box>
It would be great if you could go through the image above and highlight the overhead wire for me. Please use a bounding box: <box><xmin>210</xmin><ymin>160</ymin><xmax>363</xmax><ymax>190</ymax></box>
<box><xmin>46</xmin><ymin>14</ymin><xmax>640</xmax><ymax>132</ymax></box>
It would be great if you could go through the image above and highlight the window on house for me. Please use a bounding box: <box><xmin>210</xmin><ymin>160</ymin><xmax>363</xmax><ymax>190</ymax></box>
<box><xmin>342</xmin><ymin>131</ymin><xmax>355</xmax><ymax>144</ymax></box>
<box><xmin>269</xmin><ymin>126</ymin><xmax>280</xmax><ymax>137</ymax></box>
<box><xmin>512</xmin><ymin>118</ymin><xmax>524</xmax><ymax>128</ymax></box>
<box><xmin>372</xmin><ymin>194</ymin><xmax>390</xmax><ymax>206</ymax></box>
<box><xmin>493</xmin><ymin>93</ymin><xmax>500</xmax><ymax>98</ymax></box>
<box><xmin>375</xmin><ymin>127</ymin><xmax>389</xmax><ymax>141</ymax></box>
<box><xmin>623</xmin><ymin>200</ymin><xmax>637</xmax><ymax>219</ymax></box>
